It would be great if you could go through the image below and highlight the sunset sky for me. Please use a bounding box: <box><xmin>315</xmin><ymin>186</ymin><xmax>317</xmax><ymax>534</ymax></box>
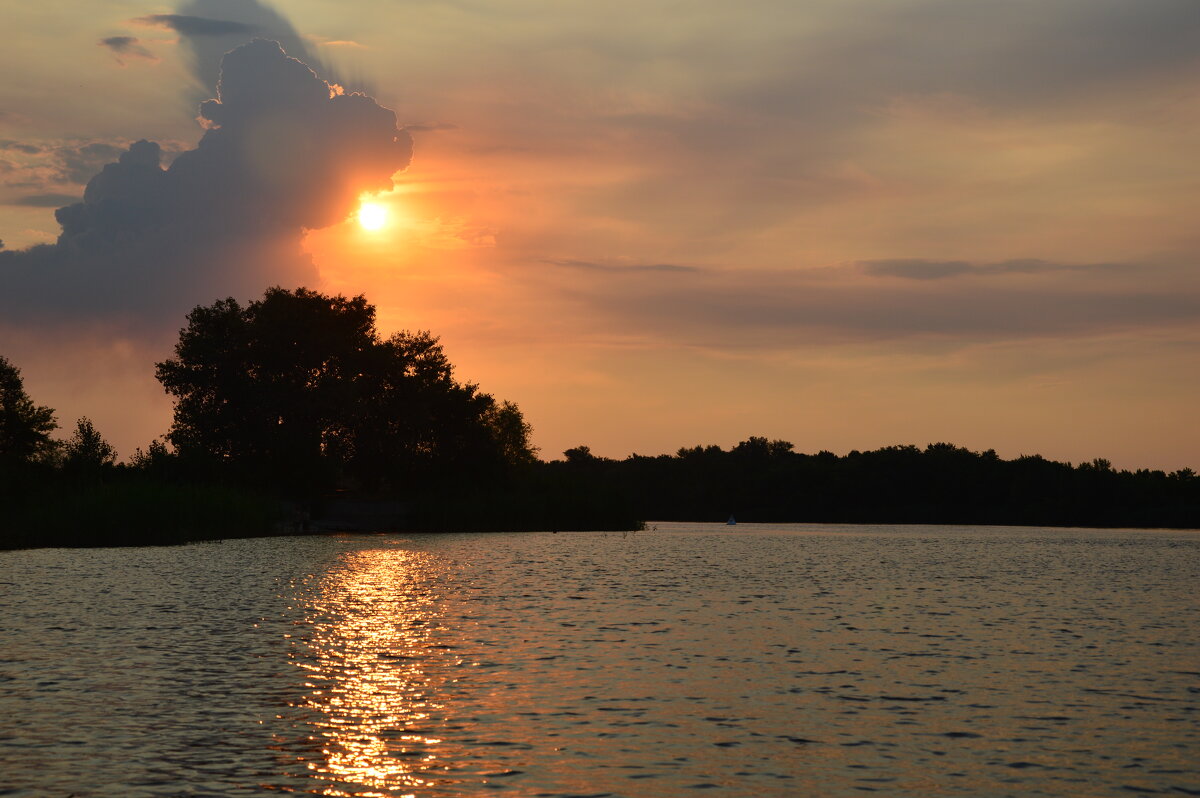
<box><xmin>2</xmin><ymin>0</ymin><xmax>1198</xmax><ymax>469</ymax></box>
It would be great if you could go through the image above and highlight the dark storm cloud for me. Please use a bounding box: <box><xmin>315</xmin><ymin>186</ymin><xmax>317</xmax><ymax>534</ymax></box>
<box><xmin>0</xmin><ymin>40</ymin><xmax>412</xmax><ymax>328</ymax></box>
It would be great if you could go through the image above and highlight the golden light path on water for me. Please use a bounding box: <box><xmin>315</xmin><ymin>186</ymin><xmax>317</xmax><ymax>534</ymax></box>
<box><xmin>289</xmin><ymin>546</ymin><xmax>457</xmax><ymax>797</ymax></box>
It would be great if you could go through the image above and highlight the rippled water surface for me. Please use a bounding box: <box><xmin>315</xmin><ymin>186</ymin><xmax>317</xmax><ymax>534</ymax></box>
<box><xmin>2</xmin><ymin>524</ymin><xmax>1198</xmax><ymax>796</ymax></box>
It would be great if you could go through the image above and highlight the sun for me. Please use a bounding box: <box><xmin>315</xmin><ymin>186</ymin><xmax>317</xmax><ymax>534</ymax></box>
<box><xmin>357</xmin><ymin>201</ymin><xmax>388</xmax><ymax>231</ymax></box>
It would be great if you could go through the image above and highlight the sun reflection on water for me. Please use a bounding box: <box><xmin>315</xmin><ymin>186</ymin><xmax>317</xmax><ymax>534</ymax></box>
<box><xmin>289</xmin><ymin>547</ymin><xmax>454</xmax><ymax>797</ymax></box>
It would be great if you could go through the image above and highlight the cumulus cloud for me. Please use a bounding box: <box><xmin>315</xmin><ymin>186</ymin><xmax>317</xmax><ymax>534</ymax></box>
<box><xmin>0</xmin><ymin>39</ymin><xmax>412</xmax><ymax>328</ymax></box>
<box><xmin>98</xmin><ymin>36</ymin><xmax>158</xmax><ymax>66</ymax></box>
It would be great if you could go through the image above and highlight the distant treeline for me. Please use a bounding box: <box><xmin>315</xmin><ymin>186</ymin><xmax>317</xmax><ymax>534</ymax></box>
<box><xmin>3</xmin><ymin>287</ymin><xmax>1197</xmax><ymax>549</ymax></box>
<box><xmin>545</xmin><ymin>439</ymin><xmax>1200</xmax><ymax>529</ymax></box>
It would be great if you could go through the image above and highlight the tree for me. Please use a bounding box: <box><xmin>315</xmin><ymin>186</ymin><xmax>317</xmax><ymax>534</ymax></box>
<box><xmin>485</xmin><ymin>400</ymin><xmax>538</xmax><ymax>467</ymax></box>
<box><xmin>155</xmin><ymin>287</ymin><xmax>536</xmax><ymax>494</ymax></box>
<box><xmin>564</xmin><ymin>445</ymin><xmax>597</xmax><ymax>464</ymax></box>
<box><xmin>129</xmin><ymin>437</ymin><xmax>172</xmax><ymax>471</ymax></box>
<box><xmin>0</xmin><ymin>355</ymin><xmax>58</xmax><ymax>464</ymax></box>
<box><xmin>63</xmin><ymin>417</ymin><xmax>118</xmax><ymax>471</ymax></box>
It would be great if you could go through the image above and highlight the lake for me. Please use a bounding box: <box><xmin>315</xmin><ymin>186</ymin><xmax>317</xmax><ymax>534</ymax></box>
<box><xmin>1</xmin><ymin>523</ymin><xmax>1198</xmax><ymax>796</ymax></box>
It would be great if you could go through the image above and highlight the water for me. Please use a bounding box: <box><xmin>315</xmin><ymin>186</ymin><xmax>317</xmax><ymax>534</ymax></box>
<box><xmin>1</xmin><ymin>523</ymin><xmax>1198</xmax><ymax>797</ymax></box>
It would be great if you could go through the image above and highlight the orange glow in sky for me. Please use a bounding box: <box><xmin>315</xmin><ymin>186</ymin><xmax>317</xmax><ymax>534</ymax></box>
<box><xmin>3</xmin><ymin>2</ymin><xmax>1199</xmax><ymax>472</ymax></box>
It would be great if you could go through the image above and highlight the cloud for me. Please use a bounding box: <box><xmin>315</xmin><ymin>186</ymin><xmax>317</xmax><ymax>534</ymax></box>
<box><xmin>859</xmin><ymin>259</ymin><xmax>972</xmax><ymax>280</ymax></box>
<box><xmin>10</xmin><ymin>193</ymin><xmax>81</xmax><ymax>208</ymax></box>
<box><xmin>133</xmin><ymin>14</ymin><xmax>259</xmax><ymax>37</ymax></box>
<box><xmin>0</xmin><ymin>39</ymin><xmax>412</xmax><ymax>329</ymax></box>
<box><xmin>732</xmin><ymin>0</ymin><xmax>1200</xmax><ymax>122</ymax></box>
<box><xmin>0</xmin><ymin>140</ymin><xmax>44</xmax><ymax>156</ymax></box>
<box><xmin>132</xmin><ymin>0</ymin><xmax>339</xmax><ymax>95</ymax></box>
<box><xmin>57</xmin><ymin>142</ymin><xmax>127</xmax><ymax>184</ymax></box>
<box><xmin>546</xmin><ymin>258</ymin><xmax>699</xmax><ymax>274</ymax></box>
<box><xmin>492</xmin><ymin>0</ymin><xmax>1200</xmax><ymax>265</ymax></box>
<box><xmin>403</xmin><ymin>122</ymin><xmax>459</xmax><ymax>133</ymax></box>
<box><xmin>0</xmin><ymin>140</ymin><xmax>129</xmax><ymax>194</ymax></box>
<box><xmin>319</xmin><ymin>40</ymin><xmax>369</xmax><ymax>50</ymax></box>
<box><xmin>857</xmin><ymin>258</ymin><xmax>1131</xmax><ymax>280</ymax></box>
<box><xmin>547</xmin><ymin>258</ymin><xmax>1200</xmax><ymax>348</ymax></box>
<box><xmin>98</xmin><ymin>36</ymin><xmax>158</xmax><ymax>66</ymax></box>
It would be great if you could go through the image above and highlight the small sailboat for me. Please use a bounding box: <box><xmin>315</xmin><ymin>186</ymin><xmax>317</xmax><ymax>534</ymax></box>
<box><xmin>726</xmin><ymin>515</ymin><xmax>736</xmax><ymax>525</ymax></box>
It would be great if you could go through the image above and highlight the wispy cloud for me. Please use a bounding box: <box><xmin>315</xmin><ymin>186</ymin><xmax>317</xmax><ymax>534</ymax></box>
<box><xmin>0</xmin><ymin>140</ymin><xmax>130</xmax><ymax>196</ymax></box>
<box><xmin>98</xmin><ymin>36</ymin><xmax>159</xmax><ymax>66</ymax></box>
<box><xmin>132</xmin><ymin>14</ymin><xmax>259</xmax><ymax>37</ymax></box>
<box><xmin>10</xmin><ymin>193</ymin><xmax>80</xmax><ymax>208</ymax></box>
<box><xmin>403</xmin><ymin>122</ymin><xmax>459</xmax><ymax>132</ymax></box>
<box><xmin>319</xmin><ymin>40</ymin><xmax>368</xmax><ymax>50</ymax></box>
<box><xmin>551</xmin><ymin>260</ymin><xmax>1200</xmax><ymax>348</ymax></box>
<box><xmin>545</xmin><ymin>258</ymin><xmax>699</xmax><ymax>274</ymax></box>
<box><xmin>857</xmin><ymin>258</ymin><xmax>1131</xmax><ymax>280</ymax></box>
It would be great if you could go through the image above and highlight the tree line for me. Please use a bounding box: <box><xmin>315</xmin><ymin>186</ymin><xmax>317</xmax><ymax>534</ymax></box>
<box><xmin>3</xmin><ymin>287</ymin><xmax>1198</xmax><ymax>548</ymax></box>
<box><xmin>549</xmin><ymin>438</ymin><xmax>1199</xmax><ymax>529</ymax></box>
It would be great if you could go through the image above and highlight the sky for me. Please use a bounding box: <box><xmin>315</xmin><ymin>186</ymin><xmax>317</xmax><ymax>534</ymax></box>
<box><xmin>1</xmin><ymin>0</ymin><xmax>1198</xmax><ymax>470</ymax></box>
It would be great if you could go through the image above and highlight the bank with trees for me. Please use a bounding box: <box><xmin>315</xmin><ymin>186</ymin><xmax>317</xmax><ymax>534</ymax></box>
<box><xmin>3</xmin><ymin>288</ymin><xmax>1198</xmax><ymax>549</ymax></box>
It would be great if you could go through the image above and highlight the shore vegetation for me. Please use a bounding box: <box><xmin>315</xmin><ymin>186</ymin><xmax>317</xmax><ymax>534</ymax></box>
<box><xmin>2</xmin><ymin>291</ymin><xmax>1196</xmax><ymax>550</ymax></box>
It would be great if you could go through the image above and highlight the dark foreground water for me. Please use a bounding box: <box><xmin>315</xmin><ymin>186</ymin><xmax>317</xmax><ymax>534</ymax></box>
<box><xmin>1</xmin><ymin>524</ymin><xmax>1198</xmax><ymax>797</ymax></box>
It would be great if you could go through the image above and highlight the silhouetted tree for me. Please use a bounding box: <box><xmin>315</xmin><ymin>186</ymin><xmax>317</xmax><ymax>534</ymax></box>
<box><xmin>486</xmin><ymin>400</ymin><xmax>539</xmax><ymax>467</ymax></box>
<box><xmin>155</xmin><ymin>287</ymin><xmax>536</xmax><ymax>495</ymax></box>
<box><xmin>129</xmin><ymin>438</ymin><xmax>172</xmax><ymax>471</ymax></box>
<box><xmin>0</xmin><ymin>355</ymin><xmax>58</xmax><ymax>464</ymax></box>
<box><xmin>563</xmin><ymin>445</ymin><xmax>604</xmax><ymax>465</ymax></box>
<box><xmin>62</xmin><ymin>417</ymin><xmax>117</xmax><ymax>471</ymax></box>
<box><xmin>155</xmin><ymin>288</ymin><xmax>374</xmax><ymax>491</ymax></box>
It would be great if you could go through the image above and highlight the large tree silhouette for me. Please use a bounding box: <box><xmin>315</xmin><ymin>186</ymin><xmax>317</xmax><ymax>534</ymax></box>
<box><xmin>156</xmin><ymin>287</ymin><xmax>535</xmax><ymax>494</ymax></box>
